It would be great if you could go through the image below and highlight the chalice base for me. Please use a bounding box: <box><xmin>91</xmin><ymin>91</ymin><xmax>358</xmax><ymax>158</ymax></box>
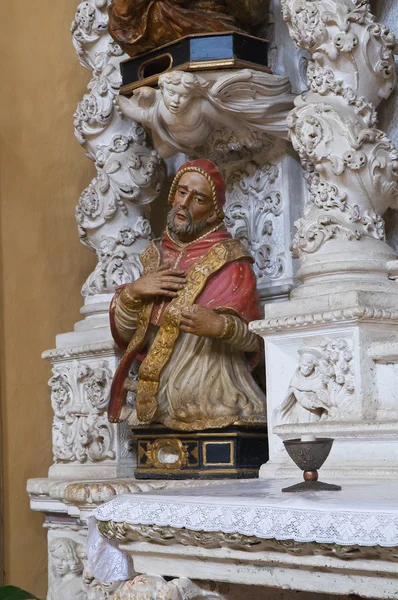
<box><xmin>282</xmin><ymin>480</ymin><xmax>342</xmax><ymax>493</ymax></box>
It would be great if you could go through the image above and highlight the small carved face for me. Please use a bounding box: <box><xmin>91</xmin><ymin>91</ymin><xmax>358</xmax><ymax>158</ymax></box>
<box><xmin>162</xmin><ymin>82</ymin><xmax>193</xmax><ymax>114</ymax></box>
<box><xmin>299</xmin><ymin>353</ymin><xmax>317</xmax><ymax>377</ymax></box>
<box><xmin>51</xmin><ymin>547</ymin><xmax>71</xmax><ymax>577</ymax></box>
<box><xmin>172</xmin><ymin>172</ymin><xmax>215</xmax><ymax>227</ymax></box>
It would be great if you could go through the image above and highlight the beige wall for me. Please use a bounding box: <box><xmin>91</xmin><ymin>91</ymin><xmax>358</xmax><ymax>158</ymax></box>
<box><xmin>0</xmin><ymin>1</ymin><xmax>95</xmax><ymax>596</ymax></box>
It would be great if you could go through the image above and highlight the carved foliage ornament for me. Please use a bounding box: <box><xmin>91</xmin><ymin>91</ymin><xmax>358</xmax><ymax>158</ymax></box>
<box><xmin>71</xmin><ymin>0</ymin><xmax>124</xmax><ymax>71</ymax></box>
<box><xmin>225</xmin><ymin>161</ymin><xmax>285</xmax><ymax>281</ymax></box>
<box><xmin>49</xmin><ymin>361</ymin><xmax>115</xmax><ymax>463</ymax></box>
<box><xmin>75</xmin><ymin>131</ymin><xmax>165</xmax><ymax>296</ymax></box>
<box><xmin>281</xmin><ymin>0</ymin><xmax>398</xmax><ymax>258</ymax></box>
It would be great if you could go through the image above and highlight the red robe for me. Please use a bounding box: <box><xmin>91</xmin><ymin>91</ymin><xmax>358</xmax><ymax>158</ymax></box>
<box><xmin>109</xmin><ymin>228</ymin><xmax>260</xmax><ymax>421</ymax></box>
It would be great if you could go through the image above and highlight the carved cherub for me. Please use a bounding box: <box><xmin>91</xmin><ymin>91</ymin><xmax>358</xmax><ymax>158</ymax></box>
<box><xmin>48</xmin><ymin>538</ymin><xmax>86</xmax><ymax>600</ymax></box>
<box><xmin>117</xmin><ymin>70</ymin><xmax>294</xmax><ymax>158</ymax></box>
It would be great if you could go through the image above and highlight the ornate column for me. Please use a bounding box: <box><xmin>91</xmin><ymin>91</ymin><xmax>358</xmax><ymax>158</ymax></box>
<box><xmin>43</xmin><ymin>0</ymin><xmax>164</xmax><ymax>479</ymax></box>
<box><xmin>253</xmin><ymin>0</ymin><xmax>398</xmax><ymax>479</ymax></box>
<box><xmin>282</xmin><ymin>0</ymin><xmax>398</xmax><ymax>293</ymax></box>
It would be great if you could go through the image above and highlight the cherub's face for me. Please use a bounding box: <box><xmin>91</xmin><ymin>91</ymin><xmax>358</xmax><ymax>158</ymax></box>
<box><xmin>51</xmin><ymin>548</ymin><xmax>70</xmax><ymax>577</ymax></box>
<box><xmin>162</xmin><ymin>82</ymin><xmax>193</xmax><ymax>114</ymax></box>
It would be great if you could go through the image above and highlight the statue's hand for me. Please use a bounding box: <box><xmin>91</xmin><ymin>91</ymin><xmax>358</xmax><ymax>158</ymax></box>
<box><xmin>180</xmin><ymin>305</ymin><xmax>225</xmax><ymax>338</ymax></box>
<box><xmin>128</xmin><ymin>264</ymin><xmax>186</xmax><ymax>299</ymax></box>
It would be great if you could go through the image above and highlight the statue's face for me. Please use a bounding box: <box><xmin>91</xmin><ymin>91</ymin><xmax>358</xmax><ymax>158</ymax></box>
<box><xmin>172</xmin><ymin>172</ymin><xmax>215</xmax><ymax>228</ymax></box>
<box><xmin>51</xmin><ymin>547</ymin><xmax>71</xmax><ymax>576</ymax></box>
<box><xmin>162</xmin><ymin>81</ymin><xmax>193</xmax><ymax>114</ymax></box>
<box><xmin>299</xmin><ymin>354</ymin><xmax>316</xmax><ymax>377</ymax></box>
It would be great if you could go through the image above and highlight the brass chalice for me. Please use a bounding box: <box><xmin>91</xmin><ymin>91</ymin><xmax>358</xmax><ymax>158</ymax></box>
<box><xmin>282</xmin><ymin>437</ymin><xmax>341</xmax><ymax>493</ymax></box>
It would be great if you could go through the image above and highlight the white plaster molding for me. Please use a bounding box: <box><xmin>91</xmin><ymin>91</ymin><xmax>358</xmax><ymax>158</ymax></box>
<box><xmin>49</xmin><ymin>360</ymin><xmax>116</xmax><ymax>465</ymax></box>
<box><xmin>274</xmin><ymin>337</ymin><xmax>356</xmax><ymax>425</ymax></box>
<box><xmin>108</xmin><ymin>540</ymin><xmax>398</xmax><ymax>600</ymax></box>
<box><xmin>76</xmin><ymin>132</ymin><xmax>165</xmax><ymax>297</ymax></box>
<box><xmin>43</xmin><ymin>341</ymin><xmax>118</xmax><ymax>362</ymax></box>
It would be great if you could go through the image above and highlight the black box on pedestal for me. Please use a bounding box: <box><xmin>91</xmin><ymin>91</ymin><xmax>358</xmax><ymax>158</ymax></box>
<box><xmin>120</xmin><ymin>32</ymin><xmax>270</xmax><ymax>95</ymax></box>
<box><xmin>131</xmin><ymin>425</ymin><xmax>269</xmax><ymax>479</ymax></box>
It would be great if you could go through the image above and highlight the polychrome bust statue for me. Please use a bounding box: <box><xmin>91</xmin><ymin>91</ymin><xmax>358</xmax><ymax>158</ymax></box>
<box><xmin>108</xmin><ymin>159</ymin><xmax>266</xmax><ymax>431</ymax></box>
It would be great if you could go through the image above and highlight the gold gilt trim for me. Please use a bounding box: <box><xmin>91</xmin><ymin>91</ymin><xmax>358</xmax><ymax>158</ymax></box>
<box><xmin>136</xmin><ymin>239</ymin><xmax>250</xmax><ymax>422</ymax></box>
<box><xmin>145</xmin><ymin>438</ymin><xmax>189</xmax><ymax>470</ymax></box>
<box><xmin>119</xmin><ymin>60</ymin><xmax>271</xmax><ymax>96</ymax></box>
<box><xmin>115</xmin><ymin>241</ymin><xmax>161</xmax><ymax>403</ymax></box>
<box><xmin>203</xmin><ymin>441</ymin><xmax>234</xmax><ymax>467</ymax></box>
<box><xmin>134</xmin><ymin>468</ymin><xmax>258</xmax><ymax>476</ymax></box>
<box><xmin>132</xmin><ymin>431</ymin><xmax>265</xmax><ymax>439</ymax></box>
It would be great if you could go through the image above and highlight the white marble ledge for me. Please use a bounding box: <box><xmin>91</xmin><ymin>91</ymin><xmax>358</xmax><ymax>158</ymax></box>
<box><xmin>92</xmin><ymin>479</ymin><xmax>398</xmax><ymax>548</ymax></box>
<box><xmin>26</xmin><ymin>476</ymin><xmax>234</xmax><ymax>517</ymax></box>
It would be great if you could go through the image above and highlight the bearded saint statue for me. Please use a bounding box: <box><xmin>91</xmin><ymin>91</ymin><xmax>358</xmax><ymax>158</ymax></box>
<box><xmin>108</xmin><ymin>159</ymin><xmax>266</xmax><ymax>431</ymax></box>
<box><xmin>108</xmin><ymin>0</ymin><xmax>265</xmax><ymax>58</ymax></box>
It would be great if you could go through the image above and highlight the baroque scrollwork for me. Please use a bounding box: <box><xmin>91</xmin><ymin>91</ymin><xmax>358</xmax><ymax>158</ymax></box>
<box><xmin>205</xmin><ymin>129</ymin><xmax>276</xmax><ymax>165</ymax></box>
<box><xmin>225</xmin><ymin>161</ymin><xmax>285</xmax><ymax>281</ymax></box>
<box><xmin>71</xmin><ymin>0</ymin><xmax>123</xmax><ymax>71</ymax></box>
<box><xmin>281</xmin><ymin>0</ymin><xmax>398</xmax><ymax>264</ymax></box>
<box><xmin>71</xmin><ymin>0</ymin><xmax>165</xmax><ymax>298</ymax></box>
<box><xmin>49</xmin><ymin>361</ymin><xmax>116</xmax><ymax>463</ymax></box>
<box><xmin>74</xmin><ymin>59</ymin><xmax>123</xmax><ymax>148</ymax></box>
<box><xmin>76</xmin><ymin>132</ymin><xmax>165</xmax><ymax>296</ymax></box>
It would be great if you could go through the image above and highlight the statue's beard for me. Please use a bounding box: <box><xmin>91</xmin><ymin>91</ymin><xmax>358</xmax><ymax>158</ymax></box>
<box><xmin>167</xmin><ymin>208</ymin><xmax>208</xmax><ymax>239</ymax></box>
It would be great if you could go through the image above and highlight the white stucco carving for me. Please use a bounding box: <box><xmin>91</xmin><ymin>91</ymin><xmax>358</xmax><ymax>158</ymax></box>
<box><xmin>71</xmin><ymin>0</ymin><xmax>164</xmax><ymax>298</ymax></box>
<box><xmin>225</xmin><ymin>161</ymin><xmax>285</xmax><ymax>283</ymax></box>
<box><xmin>50</xmin><ymin>361</ymin><xmax>115</xmax><ymax>464</ymax></box>
<box><xmin>48</xmin><ymin>537</ymin><xmax>87</xmax><ymax>600</ymax></box>
<box><xmin>281</xmin><ymin>0</ymin><xmax>398</xmax><ymax>287</ymax></box>
<box><xmin>110</xmin><ymin>575</ymin><xmax>224</xmax><ymax>600</ymax></box>
<box><xmin>117</xmin><ymin>70</ymin><xmax>295</xmax><ymax>158</ymax></box>
<box><xmin>275</xmin><ymin>338</ymin><xmax>355</xmax><ymax>424</ymax></box>
<box><xmin>76</xmin><ymin>130</ymin><xmax>165</xmax><ymax>296</ymax></box>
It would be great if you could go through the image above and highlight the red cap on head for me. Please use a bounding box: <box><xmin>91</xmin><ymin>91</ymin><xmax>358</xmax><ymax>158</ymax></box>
<box><xmin>168</xmin><ymin>159</ymin><xmax>226</xmax><ymax>217</ymax></box>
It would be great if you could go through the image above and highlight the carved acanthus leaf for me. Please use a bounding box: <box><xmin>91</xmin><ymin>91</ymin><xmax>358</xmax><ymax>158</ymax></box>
<box><xmin>225</xmin><ymin>161</ymin><xmax>285</xmax><ymax>281</ymax></box>
<box><xmin>49</xmin><ymin>361</ymin><xmax>116</xmax><ymax>463</ymax></box>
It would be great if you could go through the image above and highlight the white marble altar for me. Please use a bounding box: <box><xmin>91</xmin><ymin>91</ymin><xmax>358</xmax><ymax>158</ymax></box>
<box><xmin>86</xmin><ymin>479</ymin><xmax>398</xmax><ymax>598</ymax></box>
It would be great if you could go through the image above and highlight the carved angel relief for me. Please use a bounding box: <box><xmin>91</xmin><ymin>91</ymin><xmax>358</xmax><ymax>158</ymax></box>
<box><xmin>117</xmin><ymin>70</ymin><xmax>295</xmax><ymax>158</ymax></box>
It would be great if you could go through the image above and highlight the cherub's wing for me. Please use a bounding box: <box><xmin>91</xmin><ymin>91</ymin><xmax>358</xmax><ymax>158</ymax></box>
<box><xmin>209</xmin><ymin>69</ymin><xmax>295</xmax><ymax>135</ymax></box>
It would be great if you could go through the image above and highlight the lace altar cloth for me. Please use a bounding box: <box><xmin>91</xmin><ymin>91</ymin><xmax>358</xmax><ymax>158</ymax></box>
<box><xmin>87</xmin><ymin>479</ymin><xmax>398</xmax><ymax>583</ymax></box>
